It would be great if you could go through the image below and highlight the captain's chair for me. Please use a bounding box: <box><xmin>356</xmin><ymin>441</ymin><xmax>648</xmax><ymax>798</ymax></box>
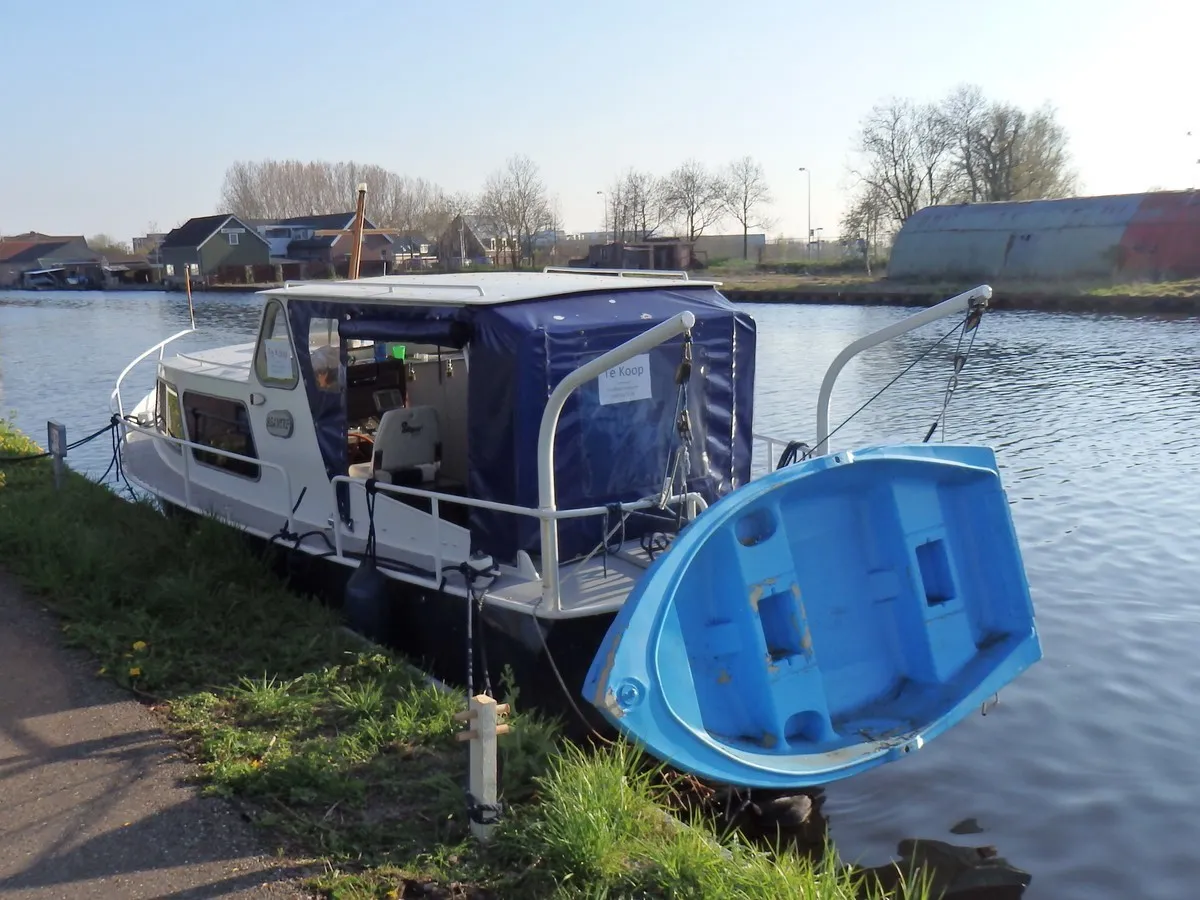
<box><xmin>348</xmin><ymin>406</ymin><xmax>441</xmax><ymax>485</ymax></box>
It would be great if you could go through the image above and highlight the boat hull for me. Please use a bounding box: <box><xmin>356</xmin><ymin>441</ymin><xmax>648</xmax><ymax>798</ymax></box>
<box><xmin>161</xmin><ymin>498</ymin><xmax>615</xmax><ymax>732</ymax></box>
<box><xmin>583</xmin><ymin>444</ymin><xmax>1042</xmax><ymax>789</ymax></box>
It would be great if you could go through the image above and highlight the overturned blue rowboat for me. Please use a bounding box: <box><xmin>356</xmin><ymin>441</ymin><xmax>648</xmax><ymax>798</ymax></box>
<box><xmin>583</xmin><ymin>443</ymin><xmax>1042</xmax><ymax>789</ymax></box>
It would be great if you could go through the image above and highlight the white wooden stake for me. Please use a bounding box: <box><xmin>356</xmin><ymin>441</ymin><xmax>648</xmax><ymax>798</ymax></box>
<box><xmin>47</xmin><ymin>420</ymin><xmax>66</xmax><ymax>491</ymax></box>
<box><xmin>454</xmin><ymin>694</ymin><xmax>511</xmax><ymax>842</ymax></box>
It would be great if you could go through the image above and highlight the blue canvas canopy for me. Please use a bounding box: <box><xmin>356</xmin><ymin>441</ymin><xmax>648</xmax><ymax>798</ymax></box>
<box><xmin>286</xmin><ymin>285</ymin><xmax>756</xmax><ymax>564</ymax></box>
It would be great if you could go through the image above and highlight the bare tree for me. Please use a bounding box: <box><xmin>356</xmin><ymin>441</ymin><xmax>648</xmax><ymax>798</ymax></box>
<box><xmin>840</xmin><ymin>186</ymin><xmax>889</xmax><ymax>275</ymax></box>
<box><xmin>88</xmin><ymin>234</ymin><xmax>131</xmax><ymax>256</ymax></box>
<box><xmin>217</xmin><ymin>160</ymin><xmax>466</xmax><ymax>237</ymax></box>
<box><xmin>604</xmin><ymin>176</ymin><xmax>629</xmax><ymax>242</ymax></box>
<box><xmin>721</xmin><ymin>156</ymin><xmax>773</xmax><ymax>259</ymax></box>
<box><xmin>850</xmin><ymin>99</ymin><xmax>936</xmax><ymax>227</ymax></box>
<box><xmin>661</xmin><ymin>160</ymin><xmax>726</xmax><ymax>241</ymax></box>
<box><xmin>478</xmin><ymin>155</ymin><xmax>552</xmax><ymax>269</ymax></box>
<box><xmin>622</xmin><ymin>170</ymin><xmax>667</xmax><ymax>241</ymax></box>
<box><xmin>850</xmin><ymin>87</ymin><xmax>1079</xmax><ymax>231</ymax></box>
<box><xmin>942</xmin><ymin>86</ymin><xmax>1077</xmax><ymax>202</ymax></box>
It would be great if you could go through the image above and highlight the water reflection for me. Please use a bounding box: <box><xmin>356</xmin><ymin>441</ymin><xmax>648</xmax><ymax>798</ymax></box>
<box><xmin>4</xmin><ymin>290</ymin><xmax>1200</xmax><ymax>899</ymax></box>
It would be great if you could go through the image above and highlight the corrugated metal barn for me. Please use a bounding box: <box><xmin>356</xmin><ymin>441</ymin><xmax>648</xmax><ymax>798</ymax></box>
<box><xmin>887</xmin><ymin>190</ymin><xmax>1200</xmax><ymax>281</ymax></box>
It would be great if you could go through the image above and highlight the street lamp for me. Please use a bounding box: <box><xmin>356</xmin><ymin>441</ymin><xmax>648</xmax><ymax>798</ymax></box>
<box><xmin>596</xmin><ymin>190</ymin><xmax>607</xmax><ymax>241</ymax></box>
<box><xmin>798</xmin><ymin>167</ymin><xmax>811</xmax><ymax>259</ymax></box>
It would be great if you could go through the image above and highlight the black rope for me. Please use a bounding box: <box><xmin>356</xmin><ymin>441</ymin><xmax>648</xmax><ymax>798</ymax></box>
<box><xmin>439</xmin><ymin>557</ymin><xmax>498</xmax><ymax>703</ymax></box>
<box><xmin>776</xmin><ymin>440</ymin><xmax>812</xmax><ymax>468</ymax></box>
<box><xmin>466</xmin><ymin>792</ymin><xmax>504</xmax><ymax>826</ymax></box>
<box><xmin>364</xmin><ymin>479</ymin><xmax>379</xmax><ymax>562</ymax></box>
<box><xmin>531</xmin><ymin>603</ymin><xmax>615</xmax><ymax>746</ymax></box>
<box><xmin>922</xmin><ymin>305</ymin><xmax>984</xmax><ymax>443</ymax></box>
<box><xmin>0</xmin><ymin>417</ymin><xmax>119</xmax><ymax>464</ymax></box>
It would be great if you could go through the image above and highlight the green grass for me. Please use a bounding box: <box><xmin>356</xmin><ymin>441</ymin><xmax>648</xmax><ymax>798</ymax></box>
<box><xmin>711</xmin><ymin>268</ymin><xmax>1200</xmax><ymax>303</ymax></box>
<box><xmin>0</xmin><ymin>421</ymin><xmax>926</xmax><ymax>899</ymax></box>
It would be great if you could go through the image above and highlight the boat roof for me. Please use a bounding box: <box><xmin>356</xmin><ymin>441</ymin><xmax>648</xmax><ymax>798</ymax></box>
<box><xmin>259</xmin><ymin>269</ymin><xmax>720</xmax><ymax>307</ymax></box>
<box><xmin>164</xmin><ymin>342</ymin><xmax>255</xmax><ymax>382</ymax></box>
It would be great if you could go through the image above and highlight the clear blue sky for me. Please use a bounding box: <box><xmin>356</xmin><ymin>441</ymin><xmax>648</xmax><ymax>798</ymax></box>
<box><xmin>1</xmin><ymin>0</ymin><xmax>1195</xmax><ymax>243</ymax></box>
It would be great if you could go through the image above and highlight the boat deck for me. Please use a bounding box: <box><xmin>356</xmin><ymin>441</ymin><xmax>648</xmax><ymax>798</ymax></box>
<box><xmin>163</xmin><ymin>343</ymin><xmax>256</xmax><ymax>382</ymax></box>
<box><xmin>121</xmin><ymin>434</ymin><xmax>649</xmax><ymax>618</ymax></box>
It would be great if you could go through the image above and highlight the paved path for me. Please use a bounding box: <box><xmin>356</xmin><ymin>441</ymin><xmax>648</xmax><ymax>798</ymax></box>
<box><xmin>0</xmin><ymin>572</ymin><xmax>316</xmax><ymax>899</ymax></box>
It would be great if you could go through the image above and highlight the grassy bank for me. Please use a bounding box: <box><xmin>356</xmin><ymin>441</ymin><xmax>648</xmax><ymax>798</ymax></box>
<box><xmin>708</xmin><ymin>265</ymin><xmax>1200</xmax><ymax>309</ymax></box>
<box><xmin>0</xmin><ymin>421</ymin><xmax>926</xmax><ymax>899</ymax></box>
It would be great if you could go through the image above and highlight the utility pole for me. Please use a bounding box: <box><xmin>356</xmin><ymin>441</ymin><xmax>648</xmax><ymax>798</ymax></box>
<box><xmin>798</xmin><ymin>167</ymin><xmax>811</xmax><ymax>258</ymax></box>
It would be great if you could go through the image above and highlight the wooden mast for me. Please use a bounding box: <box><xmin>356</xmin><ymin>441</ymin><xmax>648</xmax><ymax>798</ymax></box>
<box><xmin>314</xmin><ymin>183</ymin><xmax>405</xmax><ymax>280</ymax></box>
<box><xmin>348</xmin><ymin>183</ymin><xmax>368</xmax><ymax>279</ymax></box>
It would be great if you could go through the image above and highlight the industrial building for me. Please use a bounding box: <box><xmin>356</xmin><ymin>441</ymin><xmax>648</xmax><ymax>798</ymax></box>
<box><xmin>887</xmin><ymin>190</ymin><xmax>1200</xmax><ymax>282</ymax></box>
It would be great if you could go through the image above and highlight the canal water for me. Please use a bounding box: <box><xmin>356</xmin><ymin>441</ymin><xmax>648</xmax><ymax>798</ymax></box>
<box><xmin>3</xmin><ymin>289</ymin><xmax>1199</xmax><ymax>899</ymax></box>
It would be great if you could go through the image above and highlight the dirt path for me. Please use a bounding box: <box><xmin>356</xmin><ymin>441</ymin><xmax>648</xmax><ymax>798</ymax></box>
<box><xmin>0</xmin><ymin>572</ymin><xmax>316</xmax><ymax>899</ymax></box>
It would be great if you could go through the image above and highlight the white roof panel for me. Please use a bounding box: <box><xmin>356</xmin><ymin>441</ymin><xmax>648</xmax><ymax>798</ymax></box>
<box><xmin>259</xmin><ymin>271</ymin><xmax>719</xmax><ymax>307</ymax></box>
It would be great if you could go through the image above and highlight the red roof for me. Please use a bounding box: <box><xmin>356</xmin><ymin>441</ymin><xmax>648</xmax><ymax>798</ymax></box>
<box><xmin>0</xmin><ymin>241</ymin><xmax>37</xmax><ymax>262</ymax></box>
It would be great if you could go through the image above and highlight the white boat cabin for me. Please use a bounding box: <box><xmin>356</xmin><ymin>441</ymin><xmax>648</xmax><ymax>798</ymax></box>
<box><xmin>116</xmin><ymin>272</ymin><xmax>759</xmax><ymax>619</ymax></box>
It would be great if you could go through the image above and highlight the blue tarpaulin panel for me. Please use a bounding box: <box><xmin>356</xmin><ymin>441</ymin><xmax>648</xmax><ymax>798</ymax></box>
<box><xmin>467</xmin><ymin>287</ymin><xmax>756</xmax><ymax>563</ymax></box>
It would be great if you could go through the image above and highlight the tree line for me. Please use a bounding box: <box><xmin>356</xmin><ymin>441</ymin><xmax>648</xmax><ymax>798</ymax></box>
<box><xmin>842</xmin><ymin>83</ymin><xmax>1078</xmax><ymax>249</ymax></box>
<box><xmin>216</xmin><ymin>155</ymin><xmax>775</xmax><ymax>263</ymax></box>
<box><xmin>206</xmin><ymin>82</ymin><xmax>1079</xmax><ymax>266</ymax></box>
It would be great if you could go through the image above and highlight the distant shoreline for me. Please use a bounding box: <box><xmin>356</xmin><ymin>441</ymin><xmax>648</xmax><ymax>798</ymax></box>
<box><xmin>719</xmin><ymin>285</ymin><xmax>1200</xmax><ymax>314</ymax></box>
<box><xmin>18</xmin><ymin>274</ymin><xmax>1194</xmax><ymax>314</ymax></box>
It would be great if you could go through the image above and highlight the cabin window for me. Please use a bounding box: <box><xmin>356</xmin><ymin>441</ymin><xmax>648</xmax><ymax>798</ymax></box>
<box><xmin>228</xmin><ymin>232</ymin><xmax>240</xmax><ymax>246</ymax></box>
<box><xmin>181</xmin><ymin>391</ymin><xmax>260</xmax><ymax>480</ymax></box>
<box><xmin>254</xmin><ymin>300</ymin><xmax>299</xmax><ymax>389</ymax></box>
<box><xmin>155</xmin><ymin>378</ymin><xmax>184</xmax><ymax>454</ymax></box>
<box><xmin>308</xmin><ymin>317</ymin><xmax>341</xmax><ymax>392</ymax></box>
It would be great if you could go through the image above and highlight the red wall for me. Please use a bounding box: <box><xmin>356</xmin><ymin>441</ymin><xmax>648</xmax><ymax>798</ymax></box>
<box><xmin>1119</xmin><ymin>192</ymin><xmax>1200</xmax><ymax>278</ymax></box>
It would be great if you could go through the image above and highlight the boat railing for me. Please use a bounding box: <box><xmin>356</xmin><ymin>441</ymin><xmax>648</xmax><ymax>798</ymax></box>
<box><xmin>542</xmin><ymin>266</ymin><xmax>693</xmax><ymax>280</ymax></box>
<box><xmin>814</xmin><ymin>285</ymin><xmax>992</xmax><ymax>457</ymax></box>
<box><xmin>119</xmin><ymin>419</ymin><xmax>297</xmax><ymax>534</ymax></box>
<box><xmin>753</xmin><ymin>433</ymin><xmax>791</xmax><ymax>475</ymax></box>
<box><xmin>536</xmin><ymin>310</ymin><xmax>697</xmax><ymax>613</ymax></box>
<box><xmin>278</xmin><ymin>280</ymin><xmax>487</xmax><ymax>297</ymax></box>
<box><xmin>110</xmin><ymin>327</ymin><xmax>196</xmax><ymax>418</ymax></box>
<box><xmin>172</xmin><ymin>351</ymin><xmax>253</xmax><ymax>371</ymax></box>
<box><xmin>330</xmin><ymin>474</ymin><xmax>708</xmax><ymax>604</ymax></box>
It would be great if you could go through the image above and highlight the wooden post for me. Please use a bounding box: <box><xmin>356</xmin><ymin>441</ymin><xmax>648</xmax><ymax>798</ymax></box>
<box><xmin>184</xmin><ymin>265</ymin><xmax>196</xmax><ymax>329</ymax></box>
<box><xmin>454</xmin><ymin>695</ymin><xmax>511</xmax><ymax>842</ymax></box>
<box><xmin>47</xmin><ymin>420</ymin><xmax>66</xmax><ymax>490</ymax></box>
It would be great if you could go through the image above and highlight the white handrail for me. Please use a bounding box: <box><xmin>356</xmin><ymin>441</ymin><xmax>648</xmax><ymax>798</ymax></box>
<box><xmin>331</xmin><ymin>474</ymin><xmax>707</xmax><ymax>523</ymax></box>
<box><xmin>277</xmin><ymin>280</ymin><xmax>486</xmax><ymax>297</ymax></box>
<box><xmin>536</xmin><ymin>310</ymin><xmax>696</xmax><ymax>613</ymax></box>
<box><xmin>813</xmin><ymin>284</ymin><xmax>991</xmax><ymax>457</ymax></box>
<box><xmin>110</xmin><ymin>328</ymin><xmax>195</xmax><ymax>417</ymax></box>
<box><xmin>331</xmin><ymin>474</ymin><xmax>706</xmax><ymax>598</ymax></box>
<box><xmin>120</xmin><ymin>421</ymin><xmax>297</xmax><ymax>533</ymax></box>
<box><xmin>542</xmin><ymin>266</ymin><xmax>692</xmax><ymax>280</ymax></box>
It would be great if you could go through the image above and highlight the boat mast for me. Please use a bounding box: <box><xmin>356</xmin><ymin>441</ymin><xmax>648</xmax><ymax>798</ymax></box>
<box><xmin>314</xmin><ymin>183</ymin><xmax>404</xmax><ymax>279</ymax></box>
<box><xmin>348</xmin><ymin>183</ymin><xmax>367</xmax><ymax>280</ymax></box>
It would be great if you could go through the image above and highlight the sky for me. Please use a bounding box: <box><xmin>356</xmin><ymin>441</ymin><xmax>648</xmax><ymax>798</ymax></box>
<box><xmin>1</xmin><ymin>0</ymin><xmax>1197</xmax><ymax>244</ymax></box>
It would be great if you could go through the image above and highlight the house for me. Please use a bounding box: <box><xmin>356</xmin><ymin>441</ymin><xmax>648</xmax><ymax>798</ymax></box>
<box><xmin>435</xmin><ymin>215</ymin><xmax>491</xmax><ymax>268</ymax></box>
<box><xmin>692</xmin><ymin>233</ymin><xmax>768</xmax><ymax>263</ymax></box>
<box><xmin>0</xmin><ymin>234</ymin><xmax>102</xmax><ymax>287</ymax></box>
<box><xmin>99</xmin><ymin>252</ymin><xmax>158</xmax><ymax>285</ymax></box>
<box><xmin>569</xmin><ymin>237</ymin><xmax>700</xmax><ymax>272</ymax></box>
<box><xmin>253</xmin><ymin>212</ymin><xmax>395</xmax><ymax>275</ymax></box>
<box><xmin>390</xmin><ymin>235</ymin><xmax>436</xmax><ymax>271</ymax></box>
<box><xmin>159</xmin><ymin>214</ymin><xmax>271</xmax><ymax>284</ymax></box>
<box><xmin>131</xmin><ymin>232</ymin><xmax>167</xmax><ymax>264</ymax></box>
<box><xmin>435</xmin><ymin>215</ymin><xmax>559</xmax><ymax>267</ymax></box>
